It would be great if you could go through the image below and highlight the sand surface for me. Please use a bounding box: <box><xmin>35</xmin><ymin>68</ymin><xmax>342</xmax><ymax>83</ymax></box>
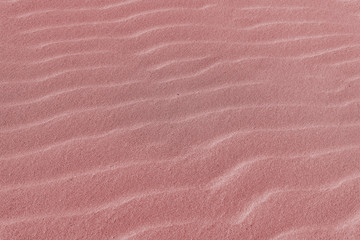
<box><xmin>1</xmin><ymin>0</ymin><xmax>360</xmax><ymax>239</ymax></box>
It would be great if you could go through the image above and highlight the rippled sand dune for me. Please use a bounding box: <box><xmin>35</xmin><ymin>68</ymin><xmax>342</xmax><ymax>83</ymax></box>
<box><xmin>1</xmin><ymin>0</ymin><xmax>360</xmax><ymax>239</ymax></box>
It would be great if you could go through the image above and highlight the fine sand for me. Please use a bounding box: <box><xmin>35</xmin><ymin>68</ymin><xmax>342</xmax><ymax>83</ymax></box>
<box><xmin>1</xmin><ymin>0</ymin><xmax>360</xmax><ymax>239</ymax></box>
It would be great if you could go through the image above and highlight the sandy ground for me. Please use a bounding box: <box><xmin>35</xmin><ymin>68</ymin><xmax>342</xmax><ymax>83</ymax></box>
<box><xmin>1</xmin><ymin>0</ymin><xmax>360</xmax><ymax>239</ymax></box>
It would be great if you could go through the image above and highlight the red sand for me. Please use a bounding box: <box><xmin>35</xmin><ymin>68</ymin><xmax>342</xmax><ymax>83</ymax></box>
<box><xmin>1</xmin><ymin>0</ymin><xmax>360</xmax><ymax>239</ymax></box>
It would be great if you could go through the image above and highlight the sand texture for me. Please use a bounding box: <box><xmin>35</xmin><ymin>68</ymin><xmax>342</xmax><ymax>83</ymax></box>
<box><xmin>1</xmin><ymin>0</ymin><xmax>360</xmax><ymax>239</ymax></box>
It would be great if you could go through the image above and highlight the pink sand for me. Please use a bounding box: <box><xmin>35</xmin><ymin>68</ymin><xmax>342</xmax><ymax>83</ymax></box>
<box><xmin>1</xmin><ymin>0</ymin><xmax>360</xmax><ymax>239</ymax></box>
